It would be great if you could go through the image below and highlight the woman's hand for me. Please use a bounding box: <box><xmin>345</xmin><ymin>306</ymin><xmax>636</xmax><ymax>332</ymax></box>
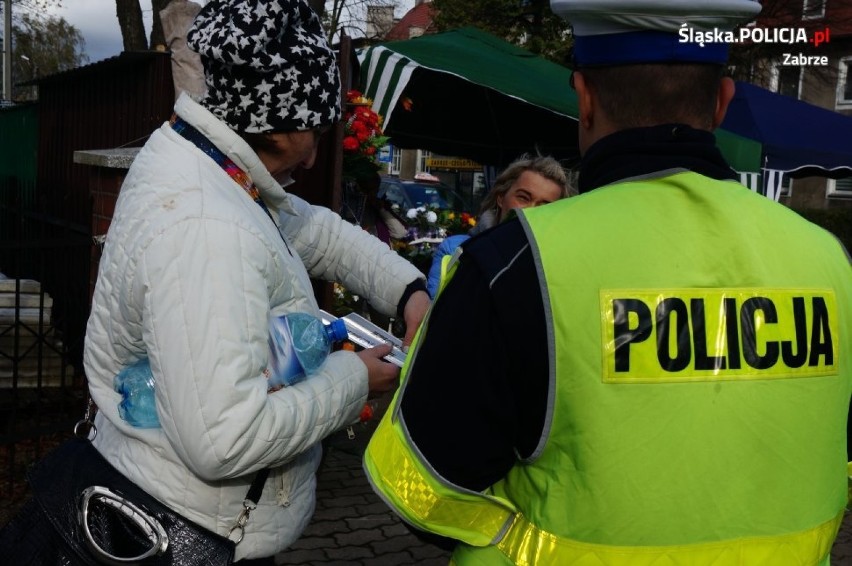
<box><xmin>357</xmin><ymin>343</ymin><xmax>399</xmax><ymax>396</ymax></box>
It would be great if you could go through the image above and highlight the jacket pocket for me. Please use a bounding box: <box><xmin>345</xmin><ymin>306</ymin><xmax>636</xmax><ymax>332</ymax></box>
<box><xmin>274</xmin><ymin>443</ymin><xmax>322</xmax><ymax>508</ymax></box>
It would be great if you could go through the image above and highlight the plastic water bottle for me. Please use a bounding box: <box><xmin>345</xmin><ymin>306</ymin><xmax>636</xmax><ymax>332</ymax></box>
<box><xmin>114</xmin><ymin>358</ymin><xmax>160</xmax><ymax>429</ymax></box>
<box><xmin>268</xmin><ymin>312</ymin><xmax>349</xmax><ymax>388</ymax></box>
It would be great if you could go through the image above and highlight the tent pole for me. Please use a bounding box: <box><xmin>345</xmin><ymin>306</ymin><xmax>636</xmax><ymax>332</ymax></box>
<box><xmin>3</xmin><ymin>0</ymin><xmax>11</xmax><ymax>101</ymax></box>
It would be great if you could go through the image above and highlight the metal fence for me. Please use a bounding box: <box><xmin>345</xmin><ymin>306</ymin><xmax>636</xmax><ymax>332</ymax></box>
<box><xmin>0</xmin><ymin>177</ymin><xmax>91</xmax><ymax>524</ymax></box>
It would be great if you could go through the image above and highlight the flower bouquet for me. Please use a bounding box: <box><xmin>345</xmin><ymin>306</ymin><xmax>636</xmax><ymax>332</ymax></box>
<box><xmin>342</xmin><ymin>90</ymin><xmax>390</xmax><ymax>185</ymax></box>
<box><xmin>399</xmin><ymin>206</ymin><xmax>476</xmax><ymax>240</ymax></box>
<box><xmin>390</xmin><ymin>204</ymin><xmax>478</xmax><ymax>275</ymax></box>
<box><xmin>437</xmin><ymin>210</ymin><xmax>477</xmax><ymax>237</ymax></box>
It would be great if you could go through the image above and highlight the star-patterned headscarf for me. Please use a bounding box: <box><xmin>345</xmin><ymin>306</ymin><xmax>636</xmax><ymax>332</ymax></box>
<box><xmin>187</xmin><ymin>0</ymin><xmax>341</xmax><ymax>134</ymax></box>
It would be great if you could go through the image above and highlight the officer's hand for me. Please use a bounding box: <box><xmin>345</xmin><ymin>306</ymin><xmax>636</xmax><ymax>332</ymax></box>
<box><xmin>401</xmin><ymin>289</ymin><xmax>430</xmax><ymax>348</ymax></box>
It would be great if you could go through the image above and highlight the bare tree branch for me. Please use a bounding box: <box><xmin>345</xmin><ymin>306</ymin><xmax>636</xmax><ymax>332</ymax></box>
<box><xmin>323</xmin><ymin>0</ymin><xmax>399</xmax><ymax>43</ymax></box>
<box><xmin>116</xmin><ymin>0</ymin><xmax>147</xmax><ymax>51</ymax></box>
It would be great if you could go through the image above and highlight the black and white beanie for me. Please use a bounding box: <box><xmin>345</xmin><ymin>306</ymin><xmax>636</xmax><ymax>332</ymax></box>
<box><xmin>187</xmin><ymin>0</ymin><xmax>341</xmax><ymax>134</ymax></box>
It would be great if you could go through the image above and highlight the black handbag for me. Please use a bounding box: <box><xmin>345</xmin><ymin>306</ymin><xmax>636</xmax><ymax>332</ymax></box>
<box><xmin>0</xmin><ymin>399</ymin><xmax>268</xmax><ymax>565</ymax></box>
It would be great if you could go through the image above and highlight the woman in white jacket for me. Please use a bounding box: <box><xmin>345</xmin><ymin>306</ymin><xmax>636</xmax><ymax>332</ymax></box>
<box><xmin>83</xmin><ymin>1</ymin><xmax>429</xmax><ymax>563</ymax></box>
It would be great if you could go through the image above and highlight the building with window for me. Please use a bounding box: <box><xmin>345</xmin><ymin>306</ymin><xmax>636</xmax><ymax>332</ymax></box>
<box><xmin>384</xmin><ymin>0</ymin><xmax>437</xmax><ymax>40</ymax></box>
<box><xmin>739</xmin><ymin>0</ymin><xmax>852</xmax><ymax>207</ymax></box>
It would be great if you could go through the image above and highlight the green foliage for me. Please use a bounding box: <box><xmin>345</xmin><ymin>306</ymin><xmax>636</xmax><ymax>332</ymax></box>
<box><xmin>11</xmin><ymin>13</ymin><xmax>88</xmax><ymax>101</ymax></box>
<box><xmin>793</xmin><ymin>206</ymin><xmax>852</xmax><ymax>254</ymax></box>
<box><xmin>6</xmin><ymin>0</ymin><xmax>60</xmax><ymax>15</ymax></box>
<box><xmin>431</xmin><ymin>0</ymin><xmax>573</xmax><ymax>65</ymax></box>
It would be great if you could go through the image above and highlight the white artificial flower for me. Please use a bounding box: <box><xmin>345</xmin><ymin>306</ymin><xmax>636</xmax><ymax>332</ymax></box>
<box><xmin>425</xmin><ymin>210</ymin><xmax>438</xmax><ymax>223</ymax></box>
<box><xmin>406</xmin><ymin>208</ymin><xmax>418</xmax><ymax>219</ymax></box>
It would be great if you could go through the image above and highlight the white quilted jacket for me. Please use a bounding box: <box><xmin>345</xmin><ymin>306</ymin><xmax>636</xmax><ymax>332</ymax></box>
<box><xmin>84</xmin><ymin>94</ymin><xmax>423</xmax><ymax>559</ymax></box>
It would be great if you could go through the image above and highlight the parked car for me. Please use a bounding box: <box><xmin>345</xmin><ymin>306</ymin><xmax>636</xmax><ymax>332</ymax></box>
<box><xmin>378</xmin><ymin>175</ymin><xmax>472</xmax><ymax>213</ymax></box>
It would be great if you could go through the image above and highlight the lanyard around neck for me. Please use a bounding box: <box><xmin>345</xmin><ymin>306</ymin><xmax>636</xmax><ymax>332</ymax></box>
<box><xmin>170</xmin><ymin>115</ymin><xmax>291</xmax><ymax>254</ymax></box>
<box><xmin>170</xmin><ymin>115</ymin><xmax>278</xmax><ymax>221</ymax></box>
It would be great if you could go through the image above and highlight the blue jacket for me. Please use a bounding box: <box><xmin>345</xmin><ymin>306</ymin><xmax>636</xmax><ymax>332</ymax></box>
<box><xmin>427</xmin><ymin>234</ymin><xmax>469</xmax><ymax>297</ymax></box>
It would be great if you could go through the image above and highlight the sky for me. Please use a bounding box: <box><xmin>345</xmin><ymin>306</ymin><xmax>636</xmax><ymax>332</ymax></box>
<box><xmin>43</xmin><ymin>0</ymin><xmax>157</xmax><ymax>63</ymax></box>
<box><xmin>45</xmin><ymin>0</ymin><xmax>416</xmax><ymax>65</ymax></box>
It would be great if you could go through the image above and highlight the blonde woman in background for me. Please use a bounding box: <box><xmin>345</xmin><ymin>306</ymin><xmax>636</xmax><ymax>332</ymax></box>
<box><xmin>426</xmin><ymin>154</ymin><xmax>575</xmax><ymax>297</ymax></box>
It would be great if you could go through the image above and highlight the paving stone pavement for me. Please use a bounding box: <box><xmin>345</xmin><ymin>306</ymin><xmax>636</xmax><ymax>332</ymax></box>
<box><xmin>833</xmin><ymin>509</ymin><xmax>852</xmax><ymax>565</ymax></box>
<box><xmin>276</xmin><ymin>407</ymin><xmax>852</xmax><ymax>565</ymax></box>
<box><xmin>274</xmin><ymin>418</ymin><xmax>452</xmax><ymax>566</ymax></box>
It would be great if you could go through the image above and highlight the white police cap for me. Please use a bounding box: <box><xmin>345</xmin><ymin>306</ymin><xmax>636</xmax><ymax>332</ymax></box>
<box><xmin>550</xmin><ymin>0</ymin><xmax>762</xmax><ymax>66</ymax></box>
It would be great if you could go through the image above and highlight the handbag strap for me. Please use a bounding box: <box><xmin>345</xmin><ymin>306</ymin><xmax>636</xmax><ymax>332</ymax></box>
<box><xmin>77</xmin><ymin>393</ymin><xmax>270</xmax><ymax>544</ymax></box>
<box><xmin>73</xmin><ymin>395</ymin><xmax>98</xmax><ymax>439</ymax></box>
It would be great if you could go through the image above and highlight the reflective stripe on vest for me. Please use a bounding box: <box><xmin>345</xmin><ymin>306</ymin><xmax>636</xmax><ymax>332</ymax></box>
<box><xmin>495</xmin><ymin>510</ymin><xmax>843</xmax><ymax>566</ymax></box>
<box><xmin>437</xmin><ymin>246</ymin><xmax>464</xmax><ymax>298</ymax></box>
<box><xmin>368</xmin><ymin>411</ymin><xmax>844</xmax><ymax>565</ymax></box>
<box><xmin>364</xmin><ymin>413</ymin><xmax>517</xmax><ymax>546</ymax></box>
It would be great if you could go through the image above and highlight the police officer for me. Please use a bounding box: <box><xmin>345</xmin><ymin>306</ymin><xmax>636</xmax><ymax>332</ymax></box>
<box><xmin>365</xmin><ymin>1</ymin><xmax>852</xmax><ymax>564</ymax></box>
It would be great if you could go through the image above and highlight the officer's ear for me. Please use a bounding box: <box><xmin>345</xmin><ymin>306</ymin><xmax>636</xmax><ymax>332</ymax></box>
<box><xmin>712</xmin><ymin>77</ymin><xmax>736</xmax><ymax>130</ymax></box>
<box><xmin>573</xmin><ymin>71</ymin><xmax>595</xmax><ymax>131</ymax></box>
<box><xmin>574</xmin><ymin>70</ymin><xmax>612</xmax><ymax>155</ymax></box>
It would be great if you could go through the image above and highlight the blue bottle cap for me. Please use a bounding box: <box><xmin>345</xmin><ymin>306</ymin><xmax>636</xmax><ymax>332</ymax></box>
<box><xmin>327</xmin><ymin>319</ymin><xmax>349</xmax><ymax>343</ymax></box>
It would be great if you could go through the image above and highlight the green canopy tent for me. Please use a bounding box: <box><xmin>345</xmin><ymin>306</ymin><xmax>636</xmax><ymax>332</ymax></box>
<box><xmin>358</xmin><ymin>26</ymin><xmax>761</xmax><ymax>172</ymax></box>
<box><xmin>717</xmin><ymin>128</ymin><xmax>762</xmax><ymax>183</ymax></box>
<box><xmin>359</xmin><ymin>27</ymin><xmax>580</xmax><ymax>167</ymax></box>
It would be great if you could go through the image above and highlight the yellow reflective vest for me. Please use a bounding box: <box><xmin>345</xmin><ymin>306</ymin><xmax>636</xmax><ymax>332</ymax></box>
<box><xmin>365</xmin><ymin>171</ymin><xmax>852</xmax><ymax>565</ymax></box>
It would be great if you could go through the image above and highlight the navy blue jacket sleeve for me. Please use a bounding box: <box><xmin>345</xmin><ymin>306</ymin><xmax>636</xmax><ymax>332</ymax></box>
<box><xmin>399</xmin><ymin>220</ymin><xmax>549</xmax><ymax>492</ymax></box>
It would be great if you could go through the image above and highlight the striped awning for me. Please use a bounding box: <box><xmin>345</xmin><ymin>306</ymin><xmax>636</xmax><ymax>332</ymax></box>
<box><xmin>358</xmin><ymin>46</ymin><xmax>419</xmax><ymax>126</ymax></box>
<box><xmin>354</xmin><ymin>28</ymin><xmax>582</xmax><ymax>165</ymax></box>
<box><xmin>357</xmin><ymin>28</ymin><xmax>579</xmax><ymax>125</ymax></box>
